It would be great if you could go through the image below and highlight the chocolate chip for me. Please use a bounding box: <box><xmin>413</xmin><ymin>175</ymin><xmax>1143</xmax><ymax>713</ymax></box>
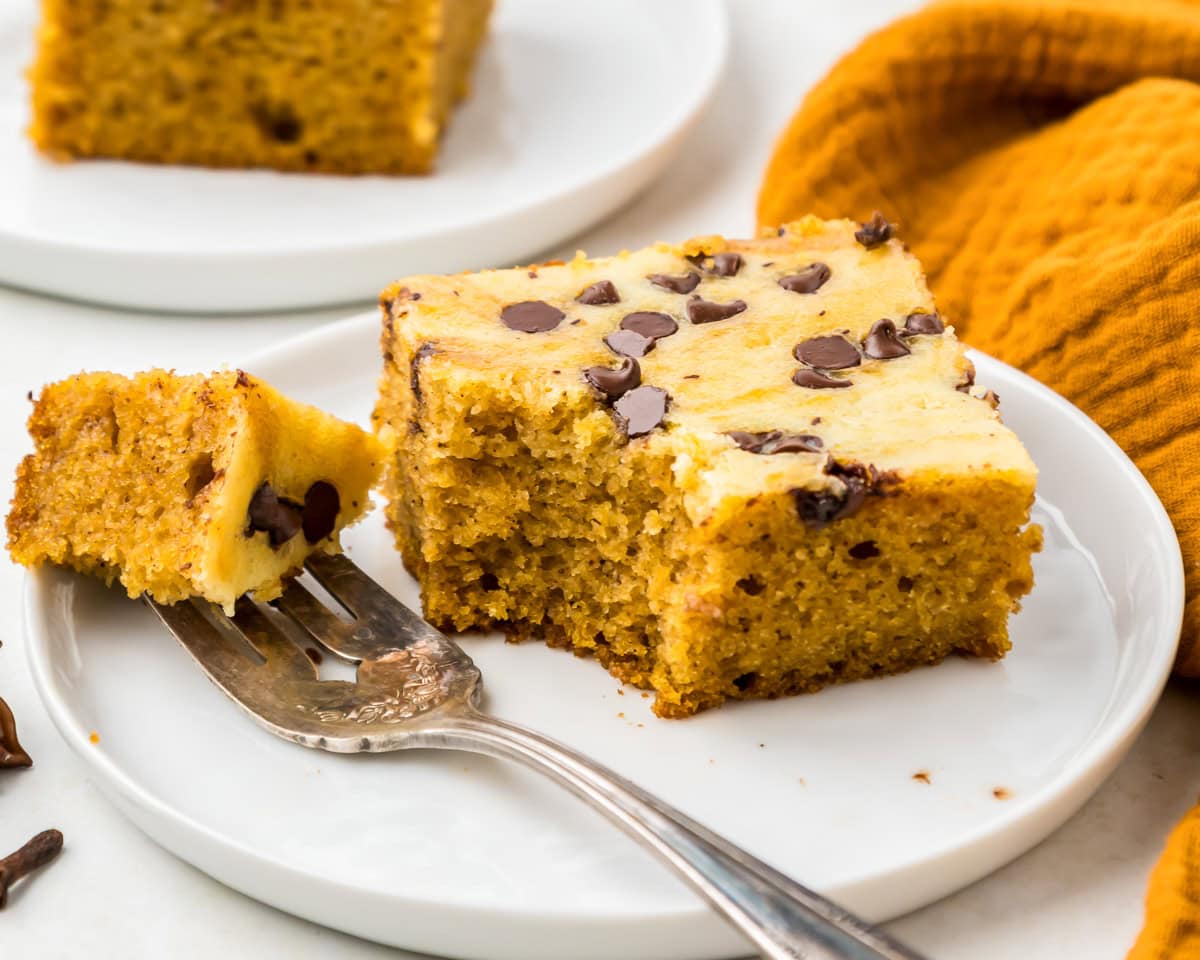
<box><xmin>957</xmin><ymin>361</ymin><xmax>976</xmax><ymax>393</ymax></box>
<box><xmin>647</xmin><ymin>272</ymin><xmax>701</xmax><ymax>294</ymax></box>
<box><xmin>605</xmin><ymin>329</ymin><xmax>654</xmax><ymax>358</ymax></box>
<box><xmin>736</xmin><ymin>576</ymin><xmax>765</xmax><ymax>596</ymax></box>
<box><xmin>247</xmin><ymin>483</ymin><xmax>302</xmax><ymax>547</ymax></box>
<box><xmin>792</xmin><ymin>463</ymin><xmax>872</xmax><ymax>529</ymax></box>
<box><xmin>863</xmin><ymin>319</ymin><xmax>911</xmax><ymax>360</ymax></box>
<box><xmin>576</xmin><ymin>280</ymin><xmax>620</xmax><ymax>306</ymax></box>
<box><xmin>687</xmin><ymin>297</ymin><xmax>747</xmax><ymax>325</ymax></box>
<box><xmin>0</xmin><ymin>697</ymin><xmax>31</xmax><ymax>768</ymax></box>
<box><xmin>792</xmin><ymin>368</ymin><xmax>852</xmax><ymax>389</ymax></box>
<box><xmin>621</xmin><ymin>311</ymin><xmax>678</xmax><ymax>339</ymax></box>
<box><xmin>849</xmin><ymin>541</ymin><xmax>881</xmax><ymax>559</ymax></box>
<box><xmin>708</xmin><ymin>252</ymin><xmax>744</xmax><ymax>277</ymax></box>
<box><xmin>903</xmin><ymin>311</ymin><xmax>944</xmax><ymax>335</ymax></box>
<box><xmin>897</xmin><ymin>576</ymin><xmax>914</xmax><ymax>593</ymax></box>
<box><xmin>779</xmin><ymin>263</ymin><xmax>831</xmax><ymax>294</ymax></box>
<box><xmin>728</xmin><ymin>431</ymin><xmax>824</xmax><ymax>455</ymax></box>
<box><xmin>500</xmin><ymin>300</ymin><xmax>564</xmax><ymax>333</ymax></box>
<box><xmin>855</xmin><ymin>211</ymin><xmax>894</xmax><ymax>249</ymax></box>
<box><xmin>302</xmin><ymin>481</ymin><xmax>340</xmax><ymax>544</ymax></box>
<box><xmin>613</xmin><ymin>386</ymin><xmax>669</xmax><ymax>438</ymax></box>
<box><xmin>584</xmin><ymin>358</ymin><xmax>641</xmax><ymax>401</ymax></box>
<box><xmin>409</xmin><ymin>342</ymin><xmax>437</xmax><ymax>403</ymax></box>
<box><xmin>794</xmin><ymin>335</ymin><xmax>860</xmax><ymax>370</ymax></box>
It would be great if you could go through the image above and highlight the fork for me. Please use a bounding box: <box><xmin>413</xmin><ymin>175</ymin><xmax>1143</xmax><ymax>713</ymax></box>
<box><xmin>146</xmin><ymin>553</ymin><xmax>928</xmax><ymax>960</ymax></box>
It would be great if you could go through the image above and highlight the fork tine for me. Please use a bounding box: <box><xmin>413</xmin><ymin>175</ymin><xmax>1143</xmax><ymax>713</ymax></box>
<box><xmin>231</xmin><ymin>597</ymin><xmax>317</xmax><ymax>678</ymax></box>
<box><xmin>146</xmin><ymin>598</ymin><xmax>264</xmax><ymax>687</ymax></box>
<box><xmin>272</xmin><ymin>580</ymin><xmax>359</xmax><ymax>662</ymax></box>
<box><xmin>297</xmin><ymin>554</ymin><xmax>446</xmax><ymax>659</ymax></box>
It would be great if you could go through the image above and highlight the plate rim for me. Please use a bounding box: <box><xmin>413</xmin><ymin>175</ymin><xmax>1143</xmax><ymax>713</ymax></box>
<box><xmin>23</xmin><ymin>314</ymin><xmax>1185</xmax><ymax>941</ymax></box>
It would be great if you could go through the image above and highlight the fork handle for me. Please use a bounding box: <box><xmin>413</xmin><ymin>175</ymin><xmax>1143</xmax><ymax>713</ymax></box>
<box><xmin>423</xmin><ymin>709</ymin><xmax>927</xmax><ymax>960</ymax></box>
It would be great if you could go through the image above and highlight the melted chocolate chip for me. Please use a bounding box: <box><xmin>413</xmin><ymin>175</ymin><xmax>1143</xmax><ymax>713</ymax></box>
<box><xmin>584</xmin><ymin>358</ymin><xmax>641</xmax><ymax>400</ymax></box>
<box><xmin>605</xmin><ymin>329</ymin><xmax>655</xmax><ymax>358</ymax></box>
<box><xmin>779</xmin><ymin>263</ymin><xmax>831</xmax><ymax>294</ymax></box>
<box><xmin>302</xmin><ymin>481</ymin><xmax>340</xmax><ymax>544</ymax></box>
<box><xmin>647</xmin><ymin>272</ymin><xmax>701</xmax><ymax>294</ymax></box>
<box><xmin>792</xmin><ymin>368</ymin><xmax>852</xmax><ymax>389</ymax></box>
<box><xmin>708</xmin><ymin>252</ymin><xmax>744</xmax><ymax>277</ymax></box>
<box><xmin>855</xmin><ymin>211</ymin><xmax>894</xmax><ymax>249</ymax></box>
<box><xmin>576</xmin><ymin>281</ymin><xmax>620</xmax><ymax>306</ymax></box>
<box><xmin>792</xmin><ymin>461</ymin><xmax>882</xmax><ymax>529</ymax></box>
<box><xmin>0</xmin><ymin>697</ymin><xmax>32</xmax><ymax>768</ymax></box>
<box><xmin>903</xmin><ymin>311</ymin><xmax>944</xmax><ymax>336</ymax></box>
<box><xmin>500</xmin><ymin>300</ymin><xmax>564</xmax><ymax>333</ymax></box>
<box><xmin>409</xmin><ymin>342</ymin><xmax>437</xmax><ymax>403</ymax></box>
<box><xmin>687</xmin><ymin>297</ymin><xmax>747</xmax><ymax>325</ymax></box>
<box><xmin>728</xmin><ymin>431</ymin><xmax>824</xmax><ymax>455</ymax></box>
<box><xmin>621</xmin><ymin>311</ymin><xmax>678</xmax><ymax>340</ymax></box>
<box><xmin>613</xmin><ymin>386</ymin><xmax>669</xmax><ymax>438</ymax></box>
<box><xmin>863</xmin><ymin>319</ymin><xmax>911</xmax><ymax>360</ymax></box>
<box><xmin>849</xmin><ymin>541</ymin><xmax>881</xmax><ymax>559</ymax></box>
<box><xmin>794</xmin><ymin>335</ymin><xmax>861</xmax><ymax>370</ymax></box>
<box><xmin>247</xmin><ymin>483</ymin><xmax>302</xmax><ymax>547</ymax></box>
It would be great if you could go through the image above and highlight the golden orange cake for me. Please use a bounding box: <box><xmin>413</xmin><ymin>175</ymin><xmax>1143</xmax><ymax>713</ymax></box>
<box><xmin>373</xmin><ymin>215</ymin><xmax>1042</xmax><ymax>717</ymax></box>
<box><xmin>8</xmin><ymin>370</ymin><xmax>383</xmax><ymax>611</ymax></box>
<box><xmin>27</xmin><ymin>0</ymin><xmax>492</xmax><ymax>174</ymax></box>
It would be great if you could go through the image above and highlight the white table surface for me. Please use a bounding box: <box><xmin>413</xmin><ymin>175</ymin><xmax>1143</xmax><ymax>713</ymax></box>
<box><xmin>3</xmin><ymin>2</ymin><xmax>1198</xmax><ymax>957</ymax></box>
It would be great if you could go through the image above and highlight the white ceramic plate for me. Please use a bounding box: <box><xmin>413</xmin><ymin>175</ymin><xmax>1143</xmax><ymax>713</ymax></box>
<box><xmin>26</xmin><ymin>313</ymin><xmax>1183</xmax><ymax>960</ymax></box>
<box><xmin>0</xmin><ymin>1</ymin><xmax>726</xmax><ymax>313</ymax></box>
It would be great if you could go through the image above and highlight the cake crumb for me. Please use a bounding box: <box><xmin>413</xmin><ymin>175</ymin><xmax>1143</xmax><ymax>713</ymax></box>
<box><xmin>89</xmin><ymin>731</ymin><xmax>100</xmax><ymax>744</ymax></box>
<box><xmin>797</xmin><ymin>777</ymin><xmax>806</xmax><ymax>786</ymax></box>
<box><xmin>912</xmin><ymin>770</ymin><xmax>931</xmax><ymax>785</ymax></box>
<box><xmin>617</xmin><ymin>712</ymin><xmax>625</xmax><ymax>719</ymax></box>
<box><xmin>992</xmin><ymin>787</ymin><xmax>1011</xmax><ymax>800</ymax></box>
<box><xmin>617</xmin><ymin>689</ymin><xmax>625</xmax><ymax>696</ymax></box>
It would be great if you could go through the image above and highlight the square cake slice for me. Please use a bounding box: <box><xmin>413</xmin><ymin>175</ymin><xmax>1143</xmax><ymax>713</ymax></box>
<box><xmin>27</xmin><ymin>0</ymin><xmax>492</xmax><ymax>174</ymax></box>
<box><xmin>8</xmin><ymin>369</ymin><xmax>383</xmax><ymax>611</ymax></box>
<box><xmin>374</xmin><ymin>216</ymin><xmax>1042</xmax><ymax>717</ymax></box>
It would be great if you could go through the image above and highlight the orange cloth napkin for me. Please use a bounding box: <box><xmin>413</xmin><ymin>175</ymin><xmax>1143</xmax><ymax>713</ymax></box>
<box><xmin>756</xmin><ymin>1</ymin><xmax>1200</xmax><ymax>956</ymax></box>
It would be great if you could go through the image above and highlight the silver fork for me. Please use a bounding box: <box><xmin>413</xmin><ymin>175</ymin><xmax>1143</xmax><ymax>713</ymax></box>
<box><xmin>146</xmin><ymin>553</ymin><xmax>928</xmax><ymax>960</ymax></box>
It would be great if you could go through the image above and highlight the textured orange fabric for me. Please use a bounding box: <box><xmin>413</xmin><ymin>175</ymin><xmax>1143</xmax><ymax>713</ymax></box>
<box><xmin>757</xmin><ymin>3</ymin><xmax>1200</xmax><ymax>956</ymax></box>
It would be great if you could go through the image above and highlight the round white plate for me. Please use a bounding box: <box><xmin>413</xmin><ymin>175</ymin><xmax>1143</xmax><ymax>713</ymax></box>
<box><xmin>0</xmin><ymin>1</ymin><xmax>727</xmax><ymax>313</ymax></box>
<box><xmin>26</xmin><ymin>313</ymin><xmax>1183</xmax><ymax>960</ymax></box>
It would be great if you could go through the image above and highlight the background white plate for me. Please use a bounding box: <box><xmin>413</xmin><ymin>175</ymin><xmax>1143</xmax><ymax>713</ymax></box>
<box><xmin>26</xmin><ymin>313</ymin><xmax>1183</xmax><ymax>960</ymax></box>
<box><xmin>0</xmin><ymin>0</ymin><xmax>727</xmax><ymax>313</ymax></box>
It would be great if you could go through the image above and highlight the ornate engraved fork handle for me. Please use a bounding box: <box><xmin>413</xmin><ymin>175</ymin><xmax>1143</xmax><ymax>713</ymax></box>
<box><xmin>418</xmin><ymin>709</ymin><xmax>927</xmax><ymax>960</ymax></box>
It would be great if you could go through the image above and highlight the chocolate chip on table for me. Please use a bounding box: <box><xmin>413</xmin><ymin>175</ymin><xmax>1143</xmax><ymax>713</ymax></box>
<box><xmin>584</xmin><ymin>357</ymin><xmax>641</xmax><ymax>401</ymax></box>
<box><xmin>247</xmin><ymin>482</ymin><xmax>303</xmax><ymax>547</ymax></box>
<box><xmin>687</xmin><ymin>297</ymin><xmax>747</xmax><ymax>325</ymax></box>
<box><xmin>0</xmin><ymin>829</ymin><xmax>63</xmax><ymax>909</ymax></box>
<box><xmin>302</xmin><ymin>481</ymin><xmax>340</xmax><ymax>544</ymax></box>
<box><xmin>576</xmin><ymin>281</ymin><xmax>620</xmax><ymax>306</ymax></box>
<box><xmin>794</xmin><ymin>335</ymin><xmax>861</xmax><ymax>370</ymax></box>
<box><xmin>613</xmin><ymin>386</ymin><xmax>669</xmax><ymax>438</ymax></box>
<box><xmin>792</xmin><ymin>368</ymin><xmax>852</xmax><ymax>389</ymax></box>
<box><xmin>500</xmin><ymin>300</ymin><xmax>564</xmax><ymax>333</ymax></box>
<box><xmin>777</xmin><ymin>263</ymin><xmax>831</xmax><ymax>295</ymax></box>
<box><xmin>855</xmin><ymin>211</ymin><xmax>894</xmax><ymax>249</ymax></box>
<box><xmin>0</xmin><ymin>697</ymin><xmax>31</xmax><ymax>769</ymax></box>
<box><xmin>727</xmin><ymin>431</ymin><xmax>824</xmax><ymax>455</ymax></box>
<box><xmin>647</xmin><ymin>272</ymin><xmax>701</xmax><ymax>294</ymax></box>
<box><xmin>863</xmin><ymin>319</ymin><xmax>911</xmax><ymax>360</ymax></box>
<box><xmin>621</xmin><ymin>311</ymin><xmax>678</xmax><ymax>339</ymax></box>
<box><xmin>604</xmin><ymin>329</ymin><xmax>655</xmax><ymax>358</ymax></box>
<box><xmin>903</xmin><ymin>311</ymin><xmax>945</xmax><ymax>336</ymax></box>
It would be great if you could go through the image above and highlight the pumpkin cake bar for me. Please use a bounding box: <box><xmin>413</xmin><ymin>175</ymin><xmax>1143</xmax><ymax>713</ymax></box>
<box><xmin>374</xmin><ymin>216</ymin><xmax>1041</xmax><ymax>717</ymax></box>
<box><xmin>8</xmin><ymin>370</ymin><xmax>383</xmax><ymax>612</ymax></box>
<box><xmin>27</xmin><ymin>0</ymin><xmax>492</xmax><ymax>174</ymax></box>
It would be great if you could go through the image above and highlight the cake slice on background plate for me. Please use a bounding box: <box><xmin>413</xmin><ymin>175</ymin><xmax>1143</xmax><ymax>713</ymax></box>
<box><xmin>373</xmin><ymin>215</ymin><xmax>1042</xmax><ymax>717</ymax></box>
<box><xmin>8</xmin><ymin>370</ymin><xmax>383</xmax><ymax>613</ymax></box>
<box><xmin>27</xmin><ymin>0</ymin><xmax>492</xmax><ymax>174</ymax></box>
